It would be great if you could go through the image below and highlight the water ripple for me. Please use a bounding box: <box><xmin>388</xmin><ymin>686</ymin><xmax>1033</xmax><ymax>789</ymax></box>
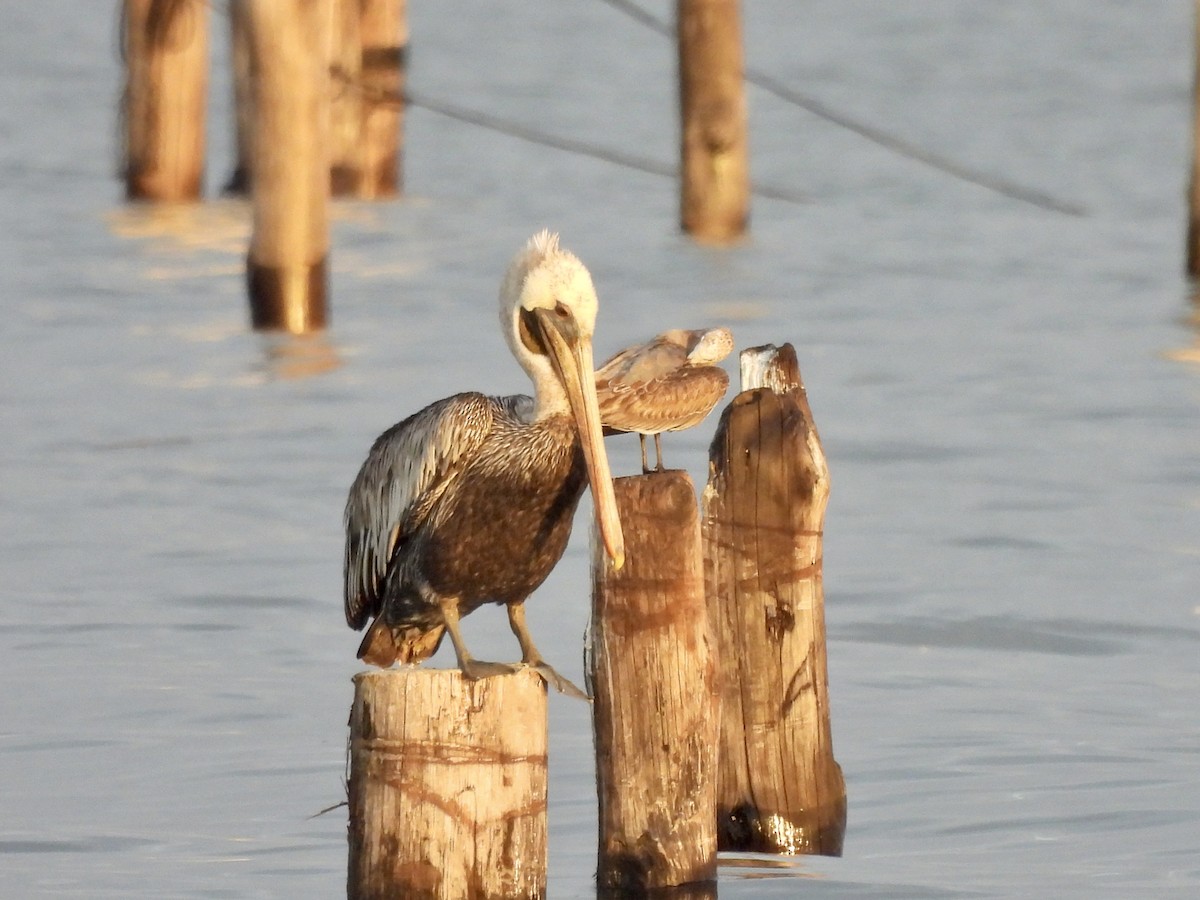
<box><xmin>832</xmin><ymin>614</ymin><xmax>1200</xmax><ymax>656</ymax></box>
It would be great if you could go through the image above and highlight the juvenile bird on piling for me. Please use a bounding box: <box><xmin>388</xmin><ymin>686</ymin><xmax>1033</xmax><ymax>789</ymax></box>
<box><xmin>343</xmin><ymin>231</ymin><xmax>624</xmax><ymax>698</ymax></box>
<box><xmin>596</xmin><ymin>326</ymin><xmax>733</xmax><ymax>473</ymax></box>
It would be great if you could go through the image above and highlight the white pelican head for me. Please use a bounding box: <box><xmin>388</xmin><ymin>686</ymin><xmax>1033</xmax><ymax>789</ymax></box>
<box><xmin>499</xmin><ymin>230</ymin><xmax>624</xmax><ymax>568</ymax></box>
<box><xmin>500</xmin><ymin>230</ymin><xmax>598</xmax><ymax>380</ymax></box>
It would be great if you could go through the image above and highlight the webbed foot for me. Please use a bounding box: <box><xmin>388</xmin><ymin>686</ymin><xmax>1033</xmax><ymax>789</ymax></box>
<box><xmin>527</xmin><ymin>660</ymin><xmax>591</xmax><ymax>702</ymax></box>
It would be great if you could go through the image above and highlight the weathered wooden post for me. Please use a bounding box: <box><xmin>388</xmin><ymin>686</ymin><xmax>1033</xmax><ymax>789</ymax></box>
<box><xmin>358</xmin><ymin>0</ymin><xmax>407</xmax><ymax>197</ymax></box>
<box><xmin>347</xmin><ymin>668</ymin><xmax>548</xmax><ymax>900</ymax></box>
<box><xmin>329</xmin><ymin>0</ymin><xmax>365</xmax><ymax>195</ymax></box>
<box><xmin>589</xmin><ymin>472</ymin><xmax>718</xmax><ymax>896</ymax></box>
<box><xmin>224</xmin><ymin>0</ymin><xmax>252</xmax><ymax>194</ymax></box>
<box><xmin>677</xmin><ymin>0</ymin><xmax>750</xmax><ymax>242</ymax></box>
<box><xmin>1188</xmin><ymin>0</ymin><xmax>1200</xmax><ymax>275</ymax></box>
<box><xmin>244</xmin><ymin>0</ymin><xmax>331</xmax><ymax>333</ymax></box>
<box><xmin>702</xmin><ymin>343</ymin><xmax>847</xmax><ymax>855</ymax></box>
<box><xmin>121</xmin><ymin>0</ymin><xmax>209</xmax><ymax>201</ymax></box>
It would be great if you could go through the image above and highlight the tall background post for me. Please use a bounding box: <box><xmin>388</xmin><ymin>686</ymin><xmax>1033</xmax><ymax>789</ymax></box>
<box><xmin>329</xmin><ymin>0</ymin><xmax>365</xmax><ymax>194</ymax></box>
<box><xmin>358</xmin><ymin>0</ymin><xmax>407</xmax><ymax>197</ymax></box>
<box><xmin>677</xmin><ymin>0</ymin><xmax>750</xmax><ymax>242</ymax></box>
<box><xmin>702</xmin><ymin>344</ymin><xmax>847</xmax><ymax>855</ymax></box>
<box><xmin>347</xmin><ymin>669</ymin><xmax>548</xmax><ymax>900</ymax></box>
<box><xmin>245</xmin><ymin>0</ymin><xmax>331</xmax><ymax>333</ymax></box>
<box><xmin>121</xmin><ymin>0</ymin><xmax>209</xmax><ymax>201</ymax></box>
<box><xmin>1188</xmin><ymin>0</ymin><xmax>1200</xmax><ymax>275</ymax></box>
<box><xmin>225</xmin><ymin>0</ymin><xmax>252</xmax><ymax>194</ymax></box>
<box><xmin>589</xmin><ymin>473</ymin><xmax>718</xmax><ymax>896</ymax></box>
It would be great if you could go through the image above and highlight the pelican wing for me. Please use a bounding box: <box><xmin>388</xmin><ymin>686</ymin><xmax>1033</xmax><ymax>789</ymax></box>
<box><xmin>597</xmin><ymin>365</ymin><xmax>730</xmax><ymax>436</ymax></box>
<box><xmin>343</xmin><ymin>392</ymin><xmax>508</xmax><ymax>629</ymax></box>
<box><xmin>595</xmin><ymin>338</ymin><xmax>685</xmax><ymax>385</ymax></box>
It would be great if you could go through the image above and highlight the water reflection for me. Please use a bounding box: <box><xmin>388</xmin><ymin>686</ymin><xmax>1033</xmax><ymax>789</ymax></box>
<box><xmin>105</xmin><ymin>198</ymin><xmax>250</xmax><ymax>257</ymax></box>
<box><xmin>719</xmin><ymin>853</ymin><xmax>819</xmax><ymax>881</ymax></box>
<box><xmin>258</xmin><ymin>331</ymin><xmax>341</xmax><ymax>380</ymax></box>
<box><xmin>596</xmin><ymin>881</ymin><xmax>716</xmax><ymax>900</ymax></box>
<box><xmin>1167</xmin><ymin>287</ymin><xmax>1200</xmax><ymax>366</ymax></box>
<box><xmin>831</xmin><ymin>613</ymin><xmax>1200</xmax><ymax>656</ymax></box>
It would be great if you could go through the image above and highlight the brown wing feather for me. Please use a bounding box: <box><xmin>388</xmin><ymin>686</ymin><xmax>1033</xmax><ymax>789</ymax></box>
<box><xmin>343</xmin><ymin>393</ymin><xmax>499</xmax><ymax>629</ymax></box>
<box><xmin>597</xmin><ymin>365</ymin><xmax>729</xmax><ymax>436</ymax></box>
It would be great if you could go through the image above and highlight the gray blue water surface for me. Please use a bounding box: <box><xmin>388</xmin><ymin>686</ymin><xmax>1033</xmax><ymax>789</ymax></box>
<box><xmin>2</xmin><ymin>1</ymin><xmax>1198</xmax><ymax>896</ymax></box>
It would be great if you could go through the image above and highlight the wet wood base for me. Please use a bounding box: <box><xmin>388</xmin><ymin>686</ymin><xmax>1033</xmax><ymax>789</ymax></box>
<box><xmin>590</xmin><ymin>472</ymin><xmax>718</xmax><ymax>894</ymax></box>
<box><xmin>703</xmin><ymin>344</ymin><xmax>847</xmax><ymax>855</ymax></box>
<box><xmin>246</xmin><ymin>257</ymin><xmax>328</xmax><ymax>332</ymax></box>
<box><xmin>347</xmin><ymin>668</ymin><xmax>548</xmax><ymax>900</ymax></box>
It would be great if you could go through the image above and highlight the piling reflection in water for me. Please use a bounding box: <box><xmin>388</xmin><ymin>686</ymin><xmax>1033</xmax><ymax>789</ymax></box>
<box><xmin>597</xmin><ymin>880</ymin><xmax>717</xmax><ymax>900</ymax></box>
<box><xmin>1166</xmin><ymin>288</ymin><xmax>1200</xmax><ymax>366</ymax></box>
<box><xmin>259</xmin><ymin>332</ymin><xmax>340</xmax><ymax>380</ymax></box>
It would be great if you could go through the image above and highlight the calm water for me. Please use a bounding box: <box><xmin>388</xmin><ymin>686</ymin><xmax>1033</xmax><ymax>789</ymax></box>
<box><xmin>3</xmin><ymin>1</ymin><xmax>1199</xmax><ymax>896</ymax></box>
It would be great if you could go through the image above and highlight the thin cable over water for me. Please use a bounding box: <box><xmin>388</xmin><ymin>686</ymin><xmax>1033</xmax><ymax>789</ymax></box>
<box><xmin>405</xmin><ymin>90</ymin><xmax>807</xmax><ymax>205</ymax></box>
<box><xmin>597</xmin><ymin>0</ymin><xmax>1086</xmax><ymax>216</ymax></box>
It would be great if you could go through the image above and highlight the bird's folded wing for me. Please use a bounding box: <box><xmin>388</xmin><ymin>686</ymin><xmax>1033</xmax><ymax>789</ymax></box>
<box><xmin>342</xmin><ymin>392</ymin><xmax>497</xmax><ymax>628</ymax></box>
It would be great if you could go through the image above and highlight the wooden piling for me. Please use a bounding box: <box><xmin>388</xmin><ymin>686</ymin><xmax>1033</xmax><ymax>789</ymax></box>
<box><xmin>224</xmin><ymin>0</ymin><xmax>252</xmax><ymax>195</ymax></box>
<box><xmin>589</xmin><ymin>472</ymin><xmax>718</xmax><ymax>895</ymax></box>
<box><xmin>358</xmin><ymin>0</ymin><xmax>407</xmax><ymax>197</ymax></box>
<box><xmin>677</xmin><ymin>0</ymin><xmax>750</xmax><ymax>242</ymax></box>
<box><xmin>1188</xmin><ymin>0</ymin><xmax>1200</xmax><ymax>275</ymax></box>
<box><xmin>121</xmin><ymin>0</ymin><xmax>209</xmax><ymax>201</ymax></box>
<box><xmin>702</xmin><ymin>343</ymin><xmax>846</xmax><ymax>856</ymax></box>
<box><xmin>347</xmin><ymin>668</ymin><xmax>548</xmax><ymax>900</ymax></box>
<box><xmin>244</xmin><ymin>0</ymin><xmax>331</xmax><ymax>333</ymax></box>
<box><xmin>329</xmin><ymin>0</ymin><xmax>365</xmax><ymax>195</ymax></box>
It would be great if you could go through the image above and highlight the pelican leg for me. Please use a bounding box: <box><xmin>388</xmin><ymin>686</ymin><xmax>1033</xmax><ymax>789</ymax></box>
<box><xmin>638</xmin><ymin>434</ymin><xmax>650</xmax><ymax>474</ymax></box>
<box><xmin>653</xmin><ymin>433</ymin><xmax>665</xmax><ymax>472</ymax></box>
<box><xmin>507</xmin><ymin>602</ymin><xmax>590</xmax><ymax>701</ymax></box>
<box><xmin>439</xmin><ymin>598</ymin><xmax>520</xmax><ymax>681</ymax></box>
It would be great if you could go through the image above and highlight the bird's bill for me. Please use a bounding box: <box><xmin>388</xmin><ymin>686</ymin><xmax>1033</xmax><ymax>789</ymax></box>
<box><xmin>537</xmin><ymin>312</ymin><xmax>626</xmax><ymax>569</ymax></box>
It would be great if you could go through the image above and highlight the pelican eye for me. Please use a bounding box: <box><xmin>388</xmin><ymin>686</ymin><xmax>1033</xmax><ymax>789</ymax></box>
<box><xmin>554</xmin><ymin>301</ymin><xmax>571</xmax><ymax>319</ymax></box>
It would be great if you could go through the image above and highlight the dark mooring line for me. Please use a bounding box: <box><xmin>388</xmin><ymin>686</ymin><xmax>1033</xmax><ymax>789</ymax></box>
<box><xmin>597</xmin><ymin>0</ymin><xmax>1087</xmax><ymax>216</ymax></box>
<box><xmin>406</xmin><ymin>90</ymin><xmax>809</xmax><ymax>205</ymax></box>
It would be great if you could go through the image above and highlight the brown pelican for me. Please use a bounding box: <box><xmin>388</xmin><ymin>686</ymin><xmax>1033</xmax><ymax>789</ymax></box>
<box><xmin>596</xmin><ymin>326</ymin><xmax>733</xmax><ymax>472</ymax></box>
<box><xmin>343</xmin><ymin>231</ymin><xmax>624</xmax><ymax>697</ymax></box>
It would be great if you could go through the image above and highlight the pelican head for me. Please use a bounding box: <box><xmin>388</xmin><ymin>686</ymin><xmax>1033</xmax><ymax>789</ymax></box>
<box><xmin>500</xmin><ymin>231</ymin><xmax>624</xmax><ymax>568</ymax></box>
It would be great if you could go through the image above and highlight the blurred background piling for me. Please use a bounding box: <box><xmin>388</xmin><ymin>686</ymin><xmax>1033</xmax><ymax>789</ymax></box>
<box><xmin>677</xmin><ymin>0</ymin><xmax>750</xmax><ymax>242</ymax></box>
<box><xmin>242</xmin><ymin>0</ymin><xmax>331</xmax><ymax>333</ymax></box>
<box><xmin>120</xmin><ymin>0</ymin><xmax>209</xmax><ymax>201</ymax></box>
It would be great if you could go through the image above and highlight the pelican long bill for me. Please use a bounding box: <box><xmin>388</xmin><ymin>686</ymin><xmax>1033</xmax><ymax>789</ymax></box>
<box><xmin>534</xmin><ymin>308</ymin><xmax>626</xmax><ymax>569</ymax></box>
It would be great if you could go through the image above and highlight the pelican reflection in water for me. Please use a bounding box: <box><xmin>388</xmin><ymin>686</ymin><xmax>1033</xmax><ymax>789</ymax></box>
<box><xmin>343</xmin><ymin>231</ymin><xmax>624</xmax><ymax>698</ymax></box>
<box><xmin>596</xmin><ymin>326</ymin><xmax>732</xmax><ymax>473</ymax></box>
